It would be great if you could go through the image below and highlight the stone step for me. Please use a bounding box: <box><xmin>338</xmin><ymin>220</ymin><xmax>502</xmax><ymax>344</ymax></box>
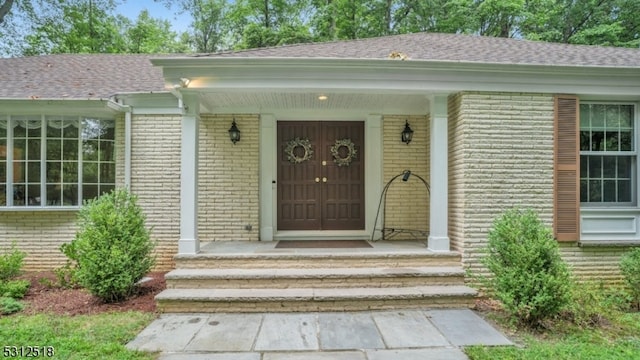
<box><xmin>165</xmin><ymin>266</ymin><xmax>466</xmax><ymax>289</ymax></box>
<box><xmin>155</xmin><ymin>285</ymin><xmax>478</xmax><ymax>313</ymax></box>
<box><xmin>174</xmin><ymin>252</ymin><xmax>462</xmax><ymax>269</ymax></box>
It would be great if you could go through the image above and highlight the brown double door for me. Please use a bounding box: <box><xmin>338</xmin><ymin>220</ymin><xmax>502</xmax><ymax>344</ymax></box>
<box><xmin>277</xmin><ymin>121</ymin><xmax>364</xmax><ymax>230</ymax></box>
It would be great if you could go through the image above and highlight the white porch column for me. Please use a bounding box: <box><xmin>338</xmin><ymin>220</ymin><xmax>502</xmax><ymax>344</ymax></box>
<box><xmin>366</xmin><ymin>114</ymin><xmax>383</xmax><ymax>240</ymax></box>
<box><xmin>179</xmin><ymin>95</ymin><xmax>200</xmax><ymax>254</ymax></box>
<box><xmin>259</xmin><ymin>114</ymin><xmax>276</xmax><ymax>241</ymax></box>
<box><xmin>428</xmin><ymin>95</ymin><xmax>450</xmax><ymax>251</ymax></box>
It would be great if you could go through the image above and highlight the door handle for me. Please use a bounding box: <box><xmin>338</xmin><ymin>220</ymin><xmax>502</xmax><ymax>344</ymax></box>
<box><xmin>323</xmin><ymin>177</ymin><xmax>327</xmax><ymax>183</ymax></box>
<box><xmin>315</xmin><ymin>177</ymin><xmax>320</xmax><ymax>183</ymax></box>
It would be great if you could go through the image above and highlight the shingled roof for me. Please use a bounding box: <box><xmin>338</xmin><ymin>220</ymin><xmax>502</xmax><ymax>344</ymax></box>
<box><xmin>0</xmin><ymin>54</ymin><xmax>164</xmax><ymax>99</ymax></box>
<box><xmin>205</xmin><ymin>32</ymin><xmax>640</xmax><ymax>67</ymax></box>
<box><xmin>1</xmin><ymin>32</ymin><xmax>639</xmax><ymax>100</ymax></box>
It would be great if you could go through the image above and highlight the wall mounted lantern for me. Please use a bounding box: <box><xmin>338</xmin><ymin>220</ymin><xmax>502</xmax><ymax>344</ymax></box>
<box><xmin>228</xmin><ymin>119</ymin><xmax>241</xmax><ymax>144</ymax></box>
<box><xmin>401</xmin><ymin>120</ymin><xmax>414</xmax><ymax>145</ymax></box>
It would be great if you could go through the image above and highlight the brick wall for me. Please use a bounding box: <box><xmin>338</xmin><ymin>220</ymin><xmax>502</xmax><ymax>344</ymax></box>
<box><xmin>449</xmin><ymin>92</ymin><xmax>627</xmax><ymax>283</ymax></box>
<box><xmin>0</xmin><ymin>211</ymin><xmax>78</xmax><ymax>271</ymax></box>
<box><xmin>198</xmin><ymin>114</ymin><xmax>260</xmax><ymax>241</ymax></box>
<box><xmin>382</xmin><ymin>115</ymin><xmax>430</xmax><ymax>240</ymax></box>
<box><xmin>129</xmin><ymin>115</ymin><xmax>181</xmax><ymax>270</ymax></box>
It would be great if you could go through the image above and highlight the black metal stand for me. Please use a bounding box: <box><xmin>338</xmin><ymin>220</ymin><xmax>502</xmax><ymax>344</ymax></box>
<box><xmin>371</xmin><ymin>170</ymin><xmax>430</xmax><ymax>242</ymax></box>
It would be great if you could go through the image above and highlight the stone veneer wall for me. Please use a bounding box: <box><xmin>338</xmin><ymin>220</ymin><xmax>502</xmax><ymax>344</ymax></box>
<box><xmin>382</xmin><ymin>115</ymin><xmax>430</xmax><ymax>240</ymax></box>
<box><xmin>449</xmin><ymin>92</ymin><xmax>627</xmax><ymax>284</ymax></box>
<box><xmin>198</xmin><ymin>114</ymin><xmax>260</xmax><ymax>242</ymax></box>
<box><xmin>448</xmin><ymin>95</ymin><xmax>465</xmax><ymax>253</ymax></box>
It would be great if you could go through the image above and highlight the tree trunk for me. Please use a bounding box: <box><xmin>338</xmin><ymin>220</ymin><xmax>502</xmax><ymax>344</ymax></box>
<box><xmin>329</xmin><ymin>0</ymin><xmax>336</xmax><ymax>40</ymax></box>
<box><xmin>0</xmin><ymin>0</ymin><xmax>14</xmax><ymax>25</ymax></box>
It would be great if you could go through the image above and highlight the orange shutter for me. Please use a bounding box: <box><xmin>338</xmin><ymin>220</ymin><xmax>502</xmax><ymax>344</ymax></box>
<box><xmin>554</xmin><ymin>95</ymin><xmax>580</xmax><ymax>242</ymax></box>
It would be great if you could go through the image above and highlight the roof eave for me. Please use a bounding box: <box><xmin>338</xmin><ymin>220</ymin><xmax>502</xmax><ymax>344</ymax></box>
<box><xmin>0</xmin><ymin>98</ymin><xmax>128</xmax><ymax>114</ymax></box>
<box><xmin>151</xmin><ymin>56</ymin><xmax>640</xmax><ymax>72</ymax></box>
<box><xmin>154</xmin><ymin>57</ymin><xmax>640</xmax><ymax>97</ymax></box>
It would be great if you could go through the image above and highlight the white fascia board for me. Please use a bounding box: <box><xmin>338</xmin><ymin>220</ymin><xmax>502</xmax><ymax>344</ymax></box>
<box><xmin>0</xmin><ymin>99</ymin><xmax>123</xmax><ymax>115</ymax></box>
<box><xmin>154</xmin><ymin>58</ymin><xmax>640</xmax><ymax>97</ymax></box>
<box><xmin>115</xmin><ymin>91</ymin><xmax>183</xmax><ymax>114</ymax></box>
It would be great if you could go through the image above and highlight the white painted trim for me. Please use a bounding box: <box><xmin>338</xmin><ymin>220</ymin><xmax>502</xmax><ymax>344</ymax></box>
<box><xmin>5</xmin><ymin>117</ymin><xmax>13</xmax><ymax>207</ymax></box>
<box><xmin>178</xmin><ymin>96</ymin><xmax>200</xmax><ymax>254</ymax></box>
<box><xmin>124</xmin><ymin>110</ymin><xmax>132</xmax><ymax>189</ymax></box>
<box><xmin>428</xmin><ymin>95</ymin><xmax>450</xmax><ymax>251</ymax></box>
<box><xmin>131</xmin><ymin>108</ymin><xmax>184</xmax><ymax>115</ymax></box>
<box><xmin>154</xmin><ymin>58</ymin><xmax>640</xmax><ymax>97</ymax></box>
<box><xmin>582</xmin><ymin>216</ymin><xmax>636</xmax><ymax>234</ymax></box>
<box><xmin>580</xmin><ymin>208</ymin><xmax>640</xmax><ymax>242</ymax></box>
<box><xmin>0</xmin><ymin>207</ymin><xmax>79</xmax><ymax>212</ymax></box>
<box><xmin>0</xmin><ymin>99</ymin><xmax>121</xmax><ymax>116</ymax></box>
<box><xmin>259</xmin><ymin>114</ymin><xmax>276</xmax><ymax>241</ymax></box>
<box><xmin>366</xmin><ymin>114</ymin><xmax>383</xmax><ymax>240</ymax></box>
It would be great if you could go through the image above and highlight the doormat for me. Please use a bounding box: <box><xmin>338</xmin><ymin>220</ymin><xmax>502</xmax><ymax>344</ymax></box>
<box><xmin>275</xmin><ymin>240</ymin><xmax>373</xmax><ymax>249</ymax></box>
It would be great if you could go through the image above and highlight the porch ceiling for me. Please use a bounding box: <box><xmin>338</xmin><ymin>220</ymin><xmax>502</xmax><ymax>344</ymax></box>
<box><xmin>194</xmin><ymin>91</ymin><xmax>431</xmax><ymax>116</ymax></box>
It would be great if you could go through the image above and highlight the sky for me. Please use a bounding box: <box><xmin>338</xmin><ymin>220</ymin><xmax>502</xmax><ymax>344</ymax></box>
<box><xmin>116</xmin><ymin>0</ymin><xmax>192</xmax><ymax>33</ymax></box>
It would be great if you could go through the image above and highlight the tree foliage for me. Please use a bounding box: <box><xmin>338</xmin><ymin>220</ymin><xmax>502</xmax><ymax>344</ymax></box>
<box><xmin>2</xmin><ymin>0</ymin><xmax>185</xmax><ymax>55</ymax></box>
<box><xmin>125</xmin><ymin>9</ymin><xmax>187</xmax><ymax>53</ymax></box>
<box><xmin>1</xmin><ymin>0</ymin><xmax>639</xmax><ymax>56</ymax></box>
<box><xmin>22</xmin><ymin>0</ymin><xmax>125</xmax><ymax>55</ymax></box>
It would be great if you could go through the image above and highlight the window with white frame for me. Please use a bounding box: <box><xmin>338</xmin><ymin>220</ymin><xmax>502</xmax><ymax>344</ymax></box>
<box><xmin>0</xmin><ymin>115</ymin><xmax>115</xmax><ymax>207</ymax></box>
<box><xmin>579</xmin><ymin>103</ymin><xmax>635</xmax><ymax>205</ymax></box>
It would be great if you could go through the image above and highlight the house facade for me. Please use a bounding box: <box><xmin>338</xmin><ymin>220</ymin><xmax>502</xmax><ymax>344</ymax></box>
<box><xmin>1</xmin><ymin>33</ymin><xmax>640</xmax><ymax>284</ymax></box>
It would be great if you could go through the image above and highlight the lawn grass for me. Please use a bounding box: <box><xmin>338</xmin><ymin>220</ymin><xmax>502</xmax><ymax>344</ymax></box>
<box><xmin>466</xmin><ymin>311</ymin><xmax>640</xmax><ymax>360</ymax></box>
<box><xmin>0</xmin><ymin>311</ymin><xmax>156</xmax><ymax>360</ymax></box>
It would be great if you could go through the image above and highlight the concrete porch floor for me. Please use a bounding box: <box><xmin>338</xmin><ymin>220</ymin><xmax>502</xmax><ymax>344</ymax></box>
<box><xmin>196</xmin><ymin>240</ymin><xmax>435</xmax><ymax>255</ymax></box>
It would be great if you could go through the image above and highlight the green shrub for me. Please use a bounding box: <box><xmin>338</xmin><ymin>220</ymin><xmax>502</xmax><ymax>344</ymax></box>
<box><xmin>483</xmin><ymin>208</ymin><xmax>572</xmax><ymax>327</ymax></box>
<box><xmin>0</xmin><ymin>296</ymin><xmax>24</xmax><ymax>315</ymax></box>
<box><xmin>0</xmin><ymin>242</ymin><xmax>26</xmax><ymax>281</ymax></box>
<box><xmin>53</xmin><ymin>262</ymin><xmax>80</xmax><ymax>289</ymax></box>
<box><xmin>65</xmin><ymin>188</ymin><xmax>155</xmax><ymax>303</ymax></box>
<box><xmin>0</xmin><ymin>280</ymin><xmax>30</xmax><ymax>299</ymax></box>
<box><xmin>620</xmin><ymin>247</ymin><xmax>640</xmax><ymax>310</ymax></box>
<box><xmin>563</xmin><ymin>282</ymin><xmax>624</xmax><ymax>327</ymax></box>
<box><xmin>56</xmin><ymin>242</ymin><xmax>81</xmax><ymax>289</ymax></box>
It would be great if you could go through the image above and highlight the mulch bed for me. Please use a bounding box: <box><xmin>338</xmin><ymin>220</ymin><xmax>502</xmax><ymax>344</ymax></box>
<box><xmin>14</xmin><ymin>271</ymin><xmax>166</xmax><ymax>316</ymax></box>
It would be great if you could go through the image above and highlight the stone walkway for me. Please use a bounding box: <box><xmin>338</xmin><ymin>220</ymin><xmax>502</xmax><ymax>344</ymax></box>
<box><xmin>127</xmin><ymin>309</ymin><xmax>512</xmax><ymax>359</ymax></box>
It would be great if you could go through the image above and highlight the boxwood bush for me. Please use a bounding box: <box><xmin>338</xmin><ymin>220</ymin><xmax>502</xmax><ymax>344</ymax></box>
<box><xmin>0</xmin><ymin>242</ymin><xmax>28</xmax><ymax>314</ymax></box>
<box><xmin>483</xmin><ymin>208</ymin><xmax>572</xmax><ymax>327</ymax></box>
<box><xmin>0</xmin><ymin>242</ymin><xmax>26</xmax><ymax>281</ymax></box>
<box><xmin>64</xmin><ymin>188</ymin><xmax>155</xmax><ymax>303</ymax></box>
<box><xmin>620</xmin><ymin>247</ymin><xmax>640</xmax><ymax>310</ymax></box>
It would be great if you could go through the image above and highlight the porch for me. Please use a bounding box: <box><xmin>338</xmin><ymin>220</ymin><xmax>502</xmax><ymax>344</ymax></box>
<box><xmin>147</xmin><ymin>57</ymin><xmax>454</xmax><ymax>255</ymax></box>
<box><xmin>155</xmin><ymin>240</ymin><xmax>477</xmax><ymax>313</ymax></box>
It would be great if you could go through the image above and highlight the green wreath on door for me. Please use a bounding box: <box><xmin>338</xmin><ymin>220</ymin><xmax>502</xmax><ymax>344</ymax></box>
<box><xmin>331</xmin><ymin>138</ymin><xmax>357</xmax><ymax>167</ymax></box>
<box><xmin>285</xmin><ymin>137</ymin><xmax>314</xmax><ymax>164</ymax></box>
